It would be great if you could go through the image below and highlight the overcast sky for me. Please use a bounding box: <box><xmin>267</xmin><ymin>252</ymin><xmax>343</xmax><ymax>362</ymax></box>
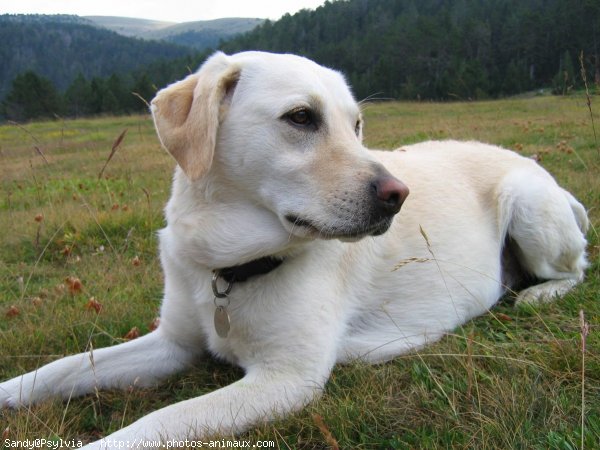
<box><xmin>1</xmin><ymin>0</ymin><xmax>328</xmax><ymax>23</ymax></box>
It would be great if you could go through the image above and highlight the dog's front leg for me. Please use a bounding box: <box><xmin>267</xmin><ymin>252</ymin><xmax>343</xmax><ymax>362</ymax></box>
<box><xmin>0</xmin><ymin>328</ymin><xmax>197</xmax><ymax>408</ymax></box>
<box><xmin>84</xmin><ymin>365</ymin><xmax>329</xmax><ymax>449</ymax></box>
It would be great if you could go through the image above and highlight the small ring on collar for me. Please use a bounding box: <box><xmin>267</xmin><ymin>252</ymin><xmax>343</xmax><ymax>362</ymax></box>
<box><xmin>212</xmin><ymin>270</ymin><xmax>233</xmax><ymax>298</ymax></box>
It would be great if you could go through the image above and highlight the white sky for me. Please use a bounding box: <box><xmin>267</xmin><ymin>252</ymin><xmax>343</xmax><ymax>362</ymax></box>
<box><xmin>1</xmin><ymin>0</ymin><xmax>329</xmax><ymax>23</ymax></box>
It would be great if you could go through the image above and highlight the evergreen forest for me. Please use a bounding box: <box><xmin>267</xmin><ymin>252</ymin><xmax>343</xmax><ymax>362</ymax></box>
<box><xmin>2</xmin><ymin>0</ymin><xmax>599</xmax><ymax>121</ymax></box>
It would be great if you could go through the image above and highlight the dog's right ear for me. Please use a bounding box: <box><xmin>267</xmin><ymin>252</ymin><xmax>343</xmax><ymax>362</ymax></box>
<box><xmin>151</xmin><ymin>52</ymin><xmax>241</xmax><ymax>181</ymax></box>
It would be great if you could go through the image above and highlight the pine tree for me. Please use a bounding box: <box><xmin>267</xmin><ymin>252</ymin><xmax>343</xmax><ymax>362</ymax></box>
<box><xmin>2</xmin><ymin>71</ymin><xmax>63</xmax><ymax>121</ymax></box>
<box><xmin>106</xmin><ymin>74</ymin><xmax>129</xmax><ymax>114</ymax></box>
<box><xmin>65</xmin><ymin>73</ymin><xmax>92</xmax><ymax>117</ymax></box>
<box><xmin>552</xmin><ymin>51</ymin><xmax>576</xmax><ymax>95</ymax></box>
<box><xmin>89</xmin><ymin>78</ymin><xmax>107</xmax><ymax>114</ymax></box>
<box><xmin>131</xmin><ymin>73</ymin><xmax>155</xmax><ymax>112</ymax></box>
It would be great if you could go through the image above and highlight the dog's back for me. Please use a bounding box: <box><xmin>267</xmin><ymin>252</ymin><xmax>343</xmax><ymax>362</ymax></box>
<box><xmin>337</xmin><ymin>141</ymin><xmax>588</xmax><ymax>362</ymax></box>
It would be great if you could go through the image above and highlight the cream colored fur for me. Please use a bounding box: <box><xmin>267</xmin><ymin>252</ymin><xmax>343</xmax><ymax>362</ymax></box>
<box><xmin>0</xmin><ymin>51</ymin><xmax>588</xmax><ymax>447</ymax></box>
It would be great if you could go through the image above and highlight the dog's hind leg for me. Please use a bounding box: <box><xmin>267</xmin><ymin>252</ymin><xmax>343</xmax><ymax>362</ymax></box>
<box><xmin>498</xmin><ymin>167</ymin><xmax>589</xmax><ymax>305</ymax></box>
<box><xmin>0</xmin><ymin>328</ymin><xmax>196</xmax><ymax>408</ymax></box>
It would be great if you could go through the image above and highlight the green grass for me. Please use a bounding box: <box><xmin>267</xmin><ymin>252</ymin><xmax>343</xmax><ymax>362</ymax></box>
<box><xmin>0</xmin><ymin>96</ymin><xmax>599</xmax><ymax>448</ymax></box>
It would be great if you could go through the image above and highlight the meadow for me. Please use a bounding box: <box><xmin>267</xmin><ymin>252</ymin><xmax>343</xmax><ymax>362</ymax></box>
<box><xmin>0</xmin><ymin>95</ymin><xmax>598</xmax><ymax>449</ymax></box>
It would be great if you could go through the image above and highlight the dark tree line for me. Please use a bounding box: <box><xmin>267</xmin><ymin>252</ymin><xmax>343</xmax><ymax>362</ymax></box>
<box><xmin>1</xmin><ymin>54</ymin><xmax>209</xmax><ymax>121</ymax></box>
<box><xmin>2</xmin><ymin>0</ymin><xmax>599</xmax><ymax>121</ymax></box>
<box><xmin>2</xmin><ymin>71</ymin><xmax>153</xmax><ymax>120</ymax></box>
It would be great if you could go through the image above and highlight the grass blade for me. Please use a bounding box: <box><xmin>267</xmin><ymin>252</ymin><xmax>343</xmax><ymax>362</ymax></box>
<box><xmin>98</xmin><ymin>128</ymin><xmax>128</xmax><ymax>179</ymax></box>
<box><xmin>8</xmin><ymin>121</ymin><xmax>49</xmax><ymax>164</ymax></box>
<box><xmin>579</xmin><ymin>51</ymin><xmax>598</xmax><ymax>156</ymax></box>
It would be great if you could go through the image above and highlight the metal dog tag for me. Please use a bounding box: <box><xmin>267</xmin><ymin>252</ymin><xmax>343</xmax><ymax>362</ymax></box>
<box><xmin>214</xmin><ymin>305</ymin><xmax>230</xmax><ymax>338</ymax></box>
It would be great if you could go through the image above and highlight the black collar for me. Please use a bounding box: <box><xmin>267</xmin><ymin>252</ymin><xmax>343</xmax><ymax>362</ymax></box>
<box><xmin>217</xmin><ymin>256</ymin><xmax>284</xmax><ymax>283</ymax></box>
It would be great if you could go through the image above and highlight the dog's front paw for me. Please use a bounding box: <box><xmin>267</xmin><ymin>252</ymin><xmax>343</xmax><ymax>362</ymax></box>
<box><xmin>0</xmin><ymin>376</ymin><xmax>32</xmax><ymax>409</ymax></box>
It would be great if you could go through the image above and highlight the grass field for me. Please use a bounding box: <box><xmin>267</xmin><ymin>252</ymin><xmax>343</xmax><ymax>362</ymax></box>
<box><xmin>0</xmin><ymin>96</ymin><xmax>599</xmax><ymax>449</ymax></box>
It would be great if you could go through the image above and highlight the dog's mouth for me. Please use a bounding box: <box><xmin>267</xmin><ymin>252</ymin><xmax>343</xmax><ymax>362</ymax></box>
<box><xmin>284</xmin><ymin>214</ymin><xmax>393</xmax><ymax>240</ymax></box>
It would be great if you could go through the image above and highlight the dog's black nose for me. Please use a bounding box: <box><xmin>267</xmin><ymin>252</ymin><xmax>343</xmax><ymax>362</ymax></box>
<box><xmin>371</xmin><ymin>176</ymin><xmax>409</xmax><ymax>216</ymax></box>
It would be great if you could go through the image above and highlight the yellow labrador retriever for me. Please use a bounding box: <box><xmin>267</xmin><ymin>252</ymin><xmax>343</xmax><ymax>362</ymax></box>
<box><xmin>0</xmin><ymin>51</ymin><xmax>588</xmax><ymax>446</ymax></box>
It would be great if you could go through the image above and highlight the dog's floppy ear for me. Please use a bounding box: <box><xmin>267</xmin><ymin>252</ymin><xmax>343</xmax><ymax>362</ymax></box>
<box><xmin>151</xmin><ymin>52</ymin><xmax>241</xmax><ymax>180</ymax></box>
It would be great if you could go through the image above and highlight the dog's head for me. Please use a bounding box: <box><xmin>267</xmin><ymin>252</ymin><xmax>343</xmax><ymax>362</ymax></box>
<box><xmin>152</xmin><ymin>51</ymin><xmax>408</xmax><ymax>244</ymax></box>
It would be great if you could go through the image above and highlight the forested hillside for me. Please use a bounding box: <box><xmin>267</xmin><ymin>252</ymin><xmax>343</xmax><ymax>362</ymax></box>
<box><xmin>0</xmin><ymin>15</ymin><xmax>190</xmax><ymax>98</ymax></box>
<box><xmin>2</xmin><ymin>1</ymin><xmax>598</xmax><ymax>121</ymax></box>
<box><xmin>222</xmin><ymin>0</ymin><xmax>600</xmax><ymax>100</ymax></box>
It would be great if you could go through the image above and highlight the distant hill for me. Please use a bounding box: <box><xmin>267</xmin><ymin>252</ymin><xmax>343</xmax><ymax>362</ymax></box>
<box><xmin>0</xmin><ymin>14</ymin><xmax>191</xmax><ymax>98</ymax></box>
<box><xmin>85</xmin><ymin>16</ymin><xmax>264</xmax><ymax>50</ymax></box>
<box><xmin>84</xmin><ymin>16</ymin><xmax>176</xmax><ymax>37</ymax></box>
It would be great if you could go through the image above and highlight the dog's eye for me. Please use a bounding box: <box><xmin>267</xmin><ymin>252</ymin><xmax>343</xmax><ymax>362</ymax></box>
<box><xmin>287</xmin><ymin>108</ymin><xmax>313</xmax><ymax>126</ymax></box>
